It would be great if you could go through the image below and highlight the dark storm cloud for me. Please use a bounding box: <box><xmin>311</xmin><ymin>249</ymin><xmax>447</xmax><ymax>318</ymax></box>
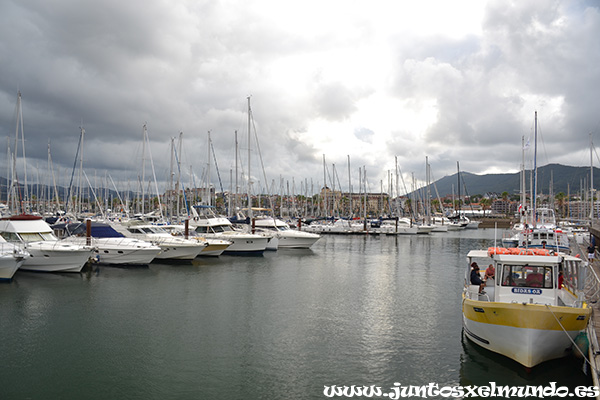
<box><xmin>1</xmin><ymin>0</ymin><xmax>599</xmax><ymax>196</ymax></box>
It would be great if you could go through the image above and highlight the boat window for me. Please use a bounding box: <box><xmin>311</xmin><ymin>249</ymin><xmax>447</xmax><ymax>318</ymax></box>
<box><xmin>501</xmin><ymin>264</ymin><xmax>553</xmax><ymax>289</ymax></box>
<box><xmin>563</xmin><ymin>260</ymin><xmax>580</xmax><ymax>290</ymax></box>
<box><xmin>195</xmin><ymin>227</ymin><xmax>208</xmax><ymax>234</ymax></box>
<box><xmin>0</xmin><ymin>232</ymin><xmax>20</xmax><ymax>242</ymax></box>
<box><xmin>40</xmin><ymin>232</ymin><xmax>57</xmax><ymax>241</ymax></box>
<box><xmin>19</xmin><ymin>232</ymin><xmax>45</xmax><ymax>242</ymax></box>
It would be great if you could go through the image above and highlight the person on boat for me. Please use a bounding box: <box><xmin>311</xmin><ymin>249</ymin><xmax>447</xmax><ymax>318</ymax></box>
<box><xmin>470</xmin><ymin>262</ymin><xmax>485</xmax><ymax>294</ymax></box>
<box><xmin>484</xmin><ymin>264</ymin><xmax>495</xmax><ymax>281</ymax></box>
<box><xmin>588</xmin><ymin>244</ymin><xmax>595</xmax><ymax>263</ymax></box>
<box><xmin>558</xmin><ymin>270</ymin><xmax>564</xmax><ymax>289</ymax></box>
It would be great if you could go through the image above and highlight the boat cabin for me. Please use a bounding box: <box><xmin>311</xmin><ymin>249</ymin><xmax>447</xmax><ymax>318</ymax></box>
<box><xmin>465</xmin><ymin>248</ymin><xmax>587</xmax><ymax>307</ymax></box>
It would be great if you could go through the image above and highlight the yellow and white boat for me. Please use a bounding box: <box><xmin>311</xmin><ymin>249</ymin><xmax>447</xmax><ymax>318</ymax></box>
<box><xmin>462</xmin><ymin>247</ymin><xmax>592</xmax><ymax>368</ymax></box>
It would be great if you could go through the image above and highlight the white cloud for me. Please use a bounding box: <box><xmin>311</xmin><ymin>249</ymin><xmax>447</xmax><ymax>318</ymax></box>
<box><xmin>0</xmin><ymin>0</ymin><xmax>598</xmax><ymax>199</ymax></box>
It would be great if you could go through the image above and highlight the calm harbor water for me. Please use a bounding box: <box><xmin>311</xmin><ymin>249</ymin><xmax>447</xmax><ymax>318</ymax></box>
<box><xmin>0</xmin><ymin>229</ymin><xmax>592</xmax><ymax>399</ymax></box>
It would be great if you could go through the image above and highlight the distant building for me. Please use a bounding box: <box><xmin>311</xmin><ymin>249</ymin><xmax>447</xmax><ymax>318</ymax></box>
<box><xmin>491</xmin><ymin>199</ymin><xmax>517</xmax><ymax>216</ymax></box>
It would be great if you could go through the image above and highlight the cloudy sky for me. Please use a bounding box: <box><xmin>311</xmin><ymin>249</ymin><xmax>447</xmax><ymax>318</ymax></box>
<box><xmin>1</xmin><ymin>0</ymin><xmax>599</xmax><ymax>197</ymax></box>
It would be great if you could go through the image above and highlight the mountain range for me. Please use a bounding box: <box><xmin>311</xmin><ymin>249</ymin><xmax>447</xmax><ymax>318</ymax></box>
<box><xmin>430</xmin><ymin>163</ymin><xmax>598</xmax><ymax>198</ymax></box>
<box><xmin>1</xmin><ymin>163</ymin><xmax>597</xmax><ymax>203</ymax></box>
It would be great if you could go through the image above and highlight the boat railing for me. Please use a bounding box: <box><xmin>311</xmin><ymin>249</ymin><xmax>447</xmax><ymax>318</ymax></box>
<box><xmin>584</xmin><ymin>260</ymin><xmax>600</xmax><ymax>305</ymax></box>
<box><xmin>464</xmin><ymin>285</ymin><xmax>491</xmax><ymax>301</ymax></box>
<box><xmin>0</xmin><ymin>242</ymin><xmax>26</xmax><ymax>257</ymax></box>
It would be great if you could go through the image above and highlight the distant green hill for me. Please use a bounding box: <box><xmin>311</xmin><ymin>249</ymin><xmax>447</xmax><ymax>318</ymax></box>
<box><xmin>431</xmin><ymin>163</ymin><xmax>599</xmax><ymax>198</ymax></box>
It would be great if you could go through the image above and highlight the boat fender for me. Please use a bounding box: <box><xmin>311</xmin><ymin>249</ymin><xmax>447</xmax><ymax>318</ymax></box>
<box><xmin>574</xmin><ymin>332</ymin><xmax>589</xmax><ymax>359</ymax></box>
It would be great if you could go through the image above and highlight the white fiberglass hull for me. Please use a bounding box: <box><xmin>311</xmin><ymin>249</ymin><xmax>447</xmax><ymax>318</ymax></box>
<box><xmin>462</xmin><ymin>298</ymin><xmax>591</xmax><ymax>368</ymax></box>
<box><xmin>65</xmin><ymin>237</ymin><xmax>162</xmax><ymax>265</ymax></box>
<box><xmin>447</xmin><ymin>223</ymin><xmax>466</xmax><ymax>231</ymax></box>
<box><xmin>381</xmin><ymin>226</ymin><xmax>418</xmax><ymax>235</ymax></box>
<box><xmin>207</xmin><ymin>233</ymin><xmax>268</xmax><ymax>254</ymax></box>
<box><xmin>154</xmin><ymin>244</ymin><xmax>203</xmax><ymax>260</ymax></box>
<box><xmin>277</xmin><ymin>231</ymin><xmax>320</xmax><ymax>249</ymax></box>
<box><xmin>199</xmin><ymin>239</ymin><xmax>231</xmax><ymax>257</ymax></box>
<box><xmin>0</xmin><ymin>255</ymin><xmax>25</xmax><ymax>280</ymax></box>
<box><xmin>21</xmin><ymin>242</ymin><xmax>94</xmax><ymax>273</ymax></box>
<box><xmin>416</xmin><ymin>225</ymin><xmax>434</xmax><ymax>234</ymax></box>
<box><xmin>93</xmin><ymin>239</ymin><xmax>162</xmax><ymax>265</ymax></box>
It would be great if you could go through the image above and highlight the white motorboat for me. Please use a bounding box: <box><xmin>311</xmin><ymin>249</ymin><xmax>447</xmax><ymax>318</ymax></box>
<box><xmin>251</xmin><ymin>215</ymin><xmax>320</xmax><ymax>249</ymax></box>
<box><xmin>191</xmin><ymin>206</ymin><xmax>269</xmax><ymax>254</ymax></box>
<box><xmin>52</xmin><ymin>221</ymin><xmax>162</xmax><ymax>266</ymax></box>
<box><xmin>462</xmin><ymin>247</ymin><xmax>591</xmax><ymax>368</ymax></box>
<box><xmin>464</xmin><ymin>218</ymin><xmax>482</xmax><ymax>229</ymax></box>
<box><xmin>415</xmin><ymin>223</ymin><xmax>434</xmax><ymax>235</ymax></box>
<box><xmin>160</xmin><ymin>225</ymin><xmax>232</xmax><ymax>256</ymax></box>
<box><xmin>375</xmin><ymin>218</ymin><xmax>417</xmax><ymax>235</ymax></box>
<box><xmin>518</xmin><ymin>208</ymin><xmax>570</xmax><ymax>253</ymax></box>
<box><xmin>433</xmin><ymin>216</ymin><xmax>466</xmax><ymax>231</ymax></box>
<box><xmin>304</xmin><ymin>219</ymin><xmax>364</xmax><ymax>234</ymax></box>
<box><xmin>0</xmin><ymin>215</ymin><xmax>94</xmax><ymax>272</ymax></box>
<box><xmin>0</xmin><ymin>237</ymin><xmax>27</xmax><ymax>280</ymax></box>
<box><xmin>112</xmin><ymin>222</ymin><xmax>206</xmax><ymax>260</ymax></box>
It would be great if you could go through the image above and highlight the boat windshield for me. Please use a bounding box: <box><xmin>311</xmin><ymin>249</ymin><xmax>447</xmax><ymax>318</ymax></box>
<box><xmin>211</xmin><ymin>225</ymin><xmax>233</xmax><ymax>233</ymax></box>
<box><xmin>0</xmin><ymin>232</ymin><xmax>20</xmax><ymax>242</ymax></box>
<box><xmin>501</xmin><ymin>264</ymin><xmax>553</xmax><ymax>289</ymax></box>
<box><xmin>19</xmin><ymin>232</ymin><xmax>57</xmax><ymax>242</ymax></box>
<box><xmin>41</xmin><ymin>232</ymin><xmax>57</xmax><ymax>241</ymax></box>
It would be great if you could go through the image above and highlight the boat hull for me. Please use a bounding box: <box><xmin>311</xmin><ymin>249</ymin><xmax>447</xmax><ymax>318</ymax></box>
<box><xmin>94</xmin><ymin>246</ymin><xmax>161</xmax><ymax>265</ymax></box>
<box><xmin>462</xmin><ymin>296</ymin><xmax>591</xmax><ymax>368</ymax></box>
<box><xmin>277</xmin><ymin>232</ymin><xmax>320</xmax><ymax>249</ymax></box>
<box><xmin>154</xmin><ymin>244</ymin><xmax>203</xmax><ymax>260</ymax></box>
<box><xmin>0</xmin><ymin>256</ymin><xmax>24</xmax><ymax>280</ymax></box>
<box><xmin>20</xmin><ymin>245</ymin><xmax>94</xmax><ymax>273</ymax></box>
<box><xmin>199</xmin><ymin>242</ymin><xmax>230</xmax><ymax>256</ymax></box>
<box><xmin>208</xmin><ymin>234</ymin><xmax>268</xmax><ymax>254</ymax></box>
<box><xmin>65</xmin><ymin>237</ymin><xmax>162</xmax><ymax>265</ymax></box>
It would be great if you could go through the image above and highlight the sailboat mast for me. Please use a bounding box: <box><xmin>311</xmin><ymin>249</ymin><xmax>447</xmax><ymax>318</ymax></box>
<box><xmin>457</xmin><ymin>161</ymin><xmax>461</xmax><ymax>216</ymax></box>
<box><xmin>170</xmin><ymin>136</ymin><xmax>175</xmax><ymax>218</ymax></box>
<box><xmin>247</xmin><ymin>96</ymin><xmax>252</xmax><ymax>218</ymax></box>
<box><xmin>591</xmin><ymin>133</ymin><xmax>594</xmax><ymax>221</ymax></box>
<box><xmin>347</xmin><ymin>155</ymin><xmax>352</xmax><ymax>217</ymax></box>
<box><xmin>521</xmin><ymin>136</ymin><xmax>526</xmax><ymax>221</ymax></box>
<box><xmin>141</xmin><ymin>124</ymin><xmax>147</xmax><ymax>215</ymax></box>
<box><xmin>18</xmin><ymin>92</ymin><xmax>29</xmax><ymax>212</ymax></box>
<box><xmin>77</xmin><ymin>126</ymin><xmax>85</xmax><ymax>216</ymax></box>
<box><xmin>533</xmin><ymin>111</ymin><xmax>538</xmax><ymax>224</ymax></box>
<box><xmin>207</xmin><ymin>131</ymin><xmax>212</xmax><ymax>207</ymax></box>
<box><xmin>234</xmin><ymin>130</ymin><xmax>238</xmax><ymax>212</ymax></box>
<box><xmin>425</xmin><ymin>156</ymin><xmax>431</xmax><ymax>224</ymax></box>
<box><xmin>323</xmin><ymin>154</ymin><xmax>327</xmax><ymax>217</ymax></box>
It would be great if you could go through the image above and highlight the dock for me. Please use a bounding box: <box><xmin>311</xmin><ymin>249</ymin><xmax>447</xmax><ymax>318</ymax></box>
<box><xmin>574</xmin><ymin>228</ymin><xmax>600</xmax><ymax>394</ymax></box>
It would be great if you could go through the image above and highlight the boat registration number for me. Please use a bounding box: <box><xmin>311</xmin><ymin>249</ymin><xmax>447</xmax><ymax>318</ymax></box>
<box><xmin>511</xmin><ymin>288</ymin><xmax>542</xmax><ymax>295</ymax></box>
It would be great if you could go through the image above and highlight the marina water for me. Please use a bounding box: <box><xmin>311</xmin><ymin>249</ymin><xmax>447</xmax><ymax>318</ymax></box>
<box><xmin>0</xmin><ymin>229</ymin><xmax>592</xmax><ymax>399</ymax></box>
